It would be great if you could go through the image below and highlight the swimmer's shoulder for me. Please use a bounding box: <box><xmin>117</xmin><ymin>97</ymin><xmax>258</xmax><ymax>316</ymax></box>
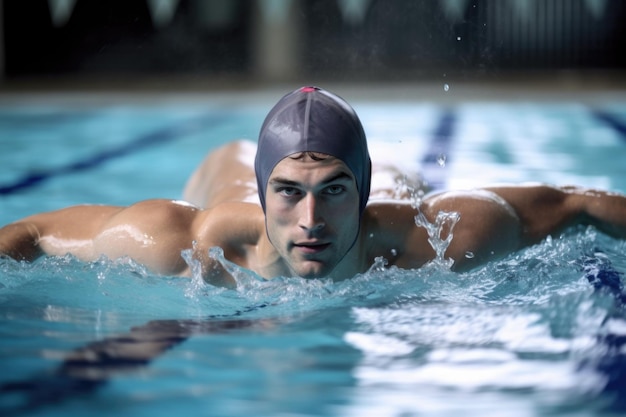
<box><xmin>109</xmin><ymin>199</ymin><xmax>263</xmax><ymax>236</ymax></box>
<box><xmin>193</xmin><ymin>201</ymin><xmax>265</xmax><ymax>245</ymax></box>
<box><xmin>362</xmin><ymin>188</ymin><xmax>519</xmax><ymax>228</ymax></box>
<box><xmin>363</xmin><ymin>189</ymin><xmax>443</xmax><ymax>217</ymax></box>
<box><xmin>362</xmin><ymin>199</ymin><xmax>422</xmax><ymax>240</ymax></box>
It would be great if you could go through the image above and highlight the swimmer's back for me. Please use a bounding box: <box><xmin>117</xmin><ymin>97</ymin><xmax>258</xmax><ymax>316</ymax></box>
<box><xmin>183</xmin><ymin>140</ymin><xmax>260</xmax><ymax>208</ymax></box>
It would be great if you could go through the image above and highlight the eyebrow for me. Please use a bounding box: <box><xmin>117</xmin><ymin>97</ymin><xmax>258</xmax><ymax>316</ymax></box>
<box><xmin>269</xmin><ymin>171</ymin><xmax>354</xmax><ymax>187</ymax></box>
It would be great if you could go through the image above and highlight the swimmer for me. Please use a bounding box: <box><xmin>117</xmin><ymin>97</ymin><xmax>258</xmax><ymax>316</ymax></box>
<box><xmin>1</xmin><ymin>86</ymin><xmax>626</xmax><ymax>287</ymax></box>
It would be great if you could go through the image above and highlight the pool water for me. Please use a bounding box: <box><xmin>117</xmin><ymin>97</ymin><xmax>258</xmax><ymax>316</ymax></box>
<box><xmin>1</xmin><ymin>91</ymin><xmax>626</xmax><ymax>416</ymax></box>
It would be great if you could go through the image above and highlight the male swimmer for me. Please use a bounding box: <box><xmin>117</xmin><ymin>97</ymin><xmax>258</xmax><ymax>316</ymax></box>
<box><xmin>1</xmin><ymin>86</ymin><xmax>625</xmax><ymax>287</ymax></box>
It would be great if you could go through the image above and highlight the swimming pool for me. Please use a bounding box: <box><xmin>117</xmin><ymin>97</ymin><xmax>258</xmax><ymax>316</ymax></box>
<box><xmin>1</xmin><ymin>87</ymin><xmax>626</xmax><ymax>416</ymax></box>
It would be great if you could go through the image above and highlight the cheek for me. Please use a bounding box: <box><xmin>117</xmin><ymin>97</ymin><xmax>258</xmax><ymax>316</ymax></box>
<box><xmin>333</xmin><ymin>198</ymin><xmax>360</xmax><ymax>230</ymax></box>
<box><xmin>337</xmin><ymin>195</ymin><xmax>360</xmax><ymax>218</ymax></box>
<box><xmin>266</xmin><ymin>202</ymin><xmax>293</xmax><ymax>226</ymax></box>
<box><xmin>264</xmin><ymin>205</ymin><xmax>293</xmax><ymax>245</ymax></box>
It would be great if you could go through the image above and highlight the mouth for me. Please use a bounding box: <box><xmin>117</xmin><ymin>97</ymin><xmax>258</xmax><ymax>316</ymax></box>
<box><xmin>293</xmin><ymin>241</ymin><xmax>332</xmax><ymax>255</ymax></box>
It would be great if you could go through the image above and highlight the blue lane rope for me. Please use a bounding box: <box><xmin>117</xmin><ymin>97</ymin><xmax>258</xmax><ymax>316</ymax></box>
<box><xmin>0</xmin><ymin>113</ymin><xmax>228</xmax><ymax>195</ymax></box>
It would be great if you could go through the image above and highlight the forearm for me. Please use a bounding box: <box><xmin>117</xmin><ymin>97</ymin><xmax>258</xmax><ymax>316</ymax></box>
<box><xmin>0</xmin><ymin>222</ymin><xmax>43</xmax><ymax>261</ymax></box>
<box><xmin>575</xmin><ymin>188</ymin><xmax>626</xmax><ymax>238</ymax></box>
<box><xmin>486</xmin><ymin>185</ymin><xmax>626</xmax><ymax>245</ymax></box>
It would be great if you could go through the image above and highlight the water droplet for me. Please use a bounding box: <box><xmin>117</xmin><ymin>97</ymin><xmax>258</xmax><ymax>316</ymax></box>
<box><xmin>465</xmin><ymin>251</ymin><xmax>475</xmax><ymax>259</ymax></box>
<box><xmin>437</xmin><ymin>154</ymin><xmax>447</xmax><ymax>167</ymax></box>
<box><xmin>443</xmin><ymin>83</ymin><xmax>450</xmax><ymax>92</ymax></box>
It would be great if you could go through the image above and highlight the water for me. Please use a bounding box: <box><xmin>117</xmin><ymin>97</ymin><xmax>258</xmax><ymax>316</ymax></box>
<box><xmin>1</xmin><ymin>93</ymin><xmax>626</xmax><ymax>416</ymax></box>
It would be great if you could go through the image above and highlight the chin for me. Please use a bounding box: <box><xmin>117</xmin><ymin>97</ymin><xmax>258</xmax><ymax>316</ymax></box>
<box><xmin>294</xmin><ymin>262</ymin><xmax>334</xmax><ymax>279</ymax></box>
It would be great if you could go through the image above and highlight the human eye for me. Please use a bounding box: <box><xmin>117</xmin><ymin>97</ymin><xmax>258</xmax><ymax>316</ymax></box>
<box><xmin>277</xmin><ymin>186</ymin><xmax>299</xmax><ymax>197</ymax></box>
<box><xmin>325</xmin><ymin>185</ymin><xmax>346</xmax><ymax>195</ymax></box>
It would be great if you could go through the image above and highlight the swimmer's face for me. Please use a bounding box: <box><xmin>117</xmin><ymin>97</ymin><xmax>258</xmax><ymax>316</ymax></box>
<box><xmin>265</xmin><ymin>153</ymin><xmax>360</xmax><ymax>278</ymax></box>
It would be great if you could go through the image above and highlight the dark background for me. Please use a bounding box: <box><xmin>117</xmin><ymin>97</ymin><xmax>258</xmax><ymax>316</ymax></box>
<box><xmin>1</xmin><ymin>0</ymin><xmax>625</xmax><ymax>88</ymax></box>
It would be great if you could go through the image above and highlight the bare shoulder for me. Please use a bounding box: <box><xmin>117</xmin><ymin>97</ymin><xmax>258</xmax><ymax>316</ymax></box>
<box><xmin>362</xmin><ymin>200</ymin><xmax>432</xmax><ymax>269</ymax></box>
<box><xmin>193</xmin><ymin>202</ymin><xmax>265</xmax><ymax>245</ymax></box>
<box><xmin>362</xmin><ymin>185</ymin><xmax>626</xmax><ymax>272</ymax></box>
<box><xmin>421</xmin><ymin>189</ymin><xmax>521</xmax><ymax>223</ymax></box>
<box><xmin>101</xmin><ymin>199</ymin><xmax>265</xmax><ymax>246</ymax></box>
<box><xmin>116</xmin><ymin>199</ymin><xmax>202</xmax><ymax>224</ymax></box>
<box><xmin>191</xmin><ymin>202</ymin><xmax>265</xmax><ymax>277</ymax></box>
<box><xmin>99</xmin><ymin>199</ymin><xmax>265</xmax><ymax>267</ymax></box>
<box><xmin>364</xmin><ymin>189</ymin><xmax>519</xmax><ymax>231</ymax></box>
<box><xmin>363</xmin><ymin>190</ymin><xmax>524</xmax><ymax>271</ymax></box>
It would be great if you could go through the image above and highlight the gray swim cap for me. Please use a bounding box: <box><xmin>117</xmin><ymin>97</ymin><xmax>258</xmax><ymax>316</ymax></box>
<box><xmin>255</xmin><ymin>86</ymin><xmax>371</xmax><ymax>214</ymax></box>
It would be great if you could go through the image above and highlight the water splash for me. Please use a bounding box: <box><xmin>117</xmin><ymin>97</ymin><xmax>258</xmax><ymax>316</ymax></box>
<box><xmin>415</xmin><ymin>210</ymin><xmax>460</xmax><ymax>269</ymax></box>
<box><xmin>181</xmin><ymin>245</ymin><xmax>209</xmax><ymax>300</ymax></box>
<box><xmin>437</xmin><ymin>153</ymin><xmax>447</xmax><ymax>167</ymax></box>
<box><xmin>393</xmin><ymin>175</ymin><xmax>460</xmax><ymax>269</ymax></box>
<box><xmin>2</xmin><ymin>226</ymin><xmax>626</xmax><ymax>414</ymax></box>
<box><xmin>393</xmin><ymin>173</ymin><xmax>426</xmax><ymax>202</ymax></box>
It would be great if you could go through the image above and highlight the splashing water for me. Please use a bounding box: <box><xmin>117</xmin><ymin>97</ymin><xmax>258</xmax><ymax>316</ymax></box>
<box><xmin>395</xmin><ymin>174</ymin><xmax>460</xmax><ymax>269</ymax></box>
<box><xmin>415</xmin><ymin>209</ymin><xmax>460</xmax><ymax>268</ymax></box>
<box><xmin>2</xmin><ymin>174</ymin><xmax>626</xmax><ymax>415</ymax></box>
<box><xmin>2</xmin><ymin>227</ymin><xmax>626</xmax><ymax>415</ymax></box>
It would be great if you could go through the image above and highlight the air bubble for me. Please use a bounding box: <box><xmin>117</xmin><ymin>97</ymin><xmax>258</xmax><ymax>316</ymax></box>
<box><xmin>443</xmin><ymin>83</ymin><xmax>450</xmax><ymax>92</ymax></box>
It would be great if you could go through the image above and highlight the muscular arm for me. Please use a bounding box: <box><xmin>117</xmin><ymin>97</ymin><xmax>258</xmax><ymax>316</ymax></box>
<box><xmin>413</xmin><ymin>184</ymin><xmax>626</xmax><ymax>272</ymax></box>
<box><xmin>0</xmin><ymin>202</ymin><xmax>195</xmax><ymax>275</ymax></box>
<box><xmin>0</xmin><ymin>205</ymin><xmax>123</xmax><ymax>262</ymax></box>
<box><xmin>0</xmin><ymin>200</ymin><xmax>265</xmax><ymax>287</ymax></box>
<box><xmin>487</xmin><ymin>185</ymin><xmax>626</xmax><ymax>244</ymax></box>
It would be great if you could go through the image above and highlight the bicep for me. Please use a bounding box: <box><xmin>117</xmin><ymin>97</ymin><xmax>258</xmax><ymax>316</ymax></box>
<box><xmin>0</xmin><ymin>205</ymin><xmax>122</xmax><ymax>261</ymax></box>
<box><xmin>33</xmin><ymin>205</ymin><xmax>123</xmax><ymax>258</ymax></box>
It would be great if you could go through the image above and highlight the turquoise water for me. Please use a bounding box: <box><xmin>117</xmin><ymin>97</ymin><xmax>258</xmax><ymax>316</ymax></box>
<box><xmin>1</xmin><ymin>94</ymin><xmax>626</xmax><ymax>416</ymax></box>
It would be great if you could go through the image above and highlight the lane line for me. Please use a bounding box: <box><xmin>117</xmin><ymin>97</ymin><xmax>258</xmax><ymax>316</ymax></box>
<box><xmin>591</xmin><ymin>109</ymin><xmax>626</xmax><ymax>143</ymax></box>
<box><xmin>0</xmin><ymin>113</ymin><xmax>227</xmax><ymax>195</ymax></box>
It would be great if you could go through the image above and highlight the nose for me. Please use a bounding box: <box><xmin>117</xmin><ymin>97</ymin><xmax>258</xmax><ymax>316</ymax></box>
<box><xmin>299</xmin><ymin>193</ymin><xmax>325</xmax><ymax>233</ymax></box>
